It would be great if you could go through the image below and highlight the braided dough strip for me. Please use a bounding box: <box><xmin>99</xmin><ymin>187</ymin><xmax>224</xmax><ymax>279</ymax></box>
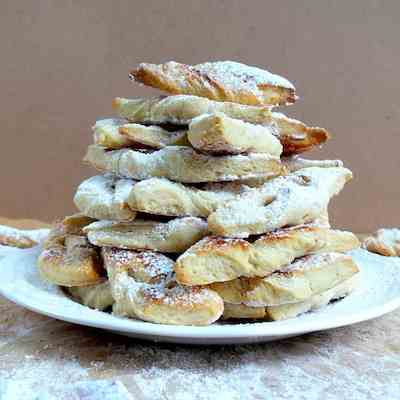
<box><xmin>113</xmin><ymin>95</ymin><xmax>273</xmax><ymax>125</ymax></box>
<box><xmin>73</xmin><ymin>175</ymin><xmax>245</xmax><ymax>219</ymax></box>
<box><xmin>282</xmin><ymin>156</ymin><xmax>343</xmax><ymax>172</ymax></box>
<box><xmin>84</xmin><ymin>144</ymin><xmax>285</xmax><ymax>183</ymax></box>
<box><xmin>65</xmin><ymin>281</ymin><xmax>114</xmax><ymax>310</ymax></box>
<box><xmin>222</xmin><ymin>275</ymin><xmax>358</xmax><ymax>320</ymax></box>
<box><xmin>209</xmin><ymin>252</ymin><xmax>359</xmax><ymax>307</ymax></box>
<box><xmin>83</xmin><ymin>217</ymin><xmax>209</xmax><ymax>253</ymax></box>
<box><xmin>0</xmin><ymin>225</ymin><xmax>38</xmax><ymax>248</ymax></box>
<box><xmin>175</xmin><ymin>226</ymin><xmax>360</xmax><ymax>285</ymax></box>
<box><xmin>272</xmin><ymin>112</ymin><xmax>329</xmax><ymax>156</ymax></box>
<box><xmin>362</xmin><ymin>228</ymin><xmax>400</xmax><ymax>257</ymax></box>
<box><xmin>73</xmin><ymin>174</ymin><xmax>137</xmax><ymax>221</ymax></box>
<box><xmin>113</xmin><ymin>96</ymin><xmax>328</xmax><ymax>155</ymax></box>
<box><xmin>130</xmin><ymin>61</ymin><xmax>296</xmax><ymax>106</ymax></box>
<box><xmin>102</xmin><ymin>247</ymin><xmax>223</xmax><ymax>326</ymax></box>
<box><xmin>187</xmin><ymin>112</ymin><xmax>282</xmax><ymax>155</ymax></box>
<box><xmin>93</xmin><ymin>118</ymin><xmax>188</xmax><ymax>150</ymax></box>
<box><xmin>208</xmin><ymin>167</ymin><xmax>352</xmax><ymax>237</ymax></box>
<box><xmin>38</xmin><ymin>216</ymin><xmax>105</xmax><ymax>287</ymax></box>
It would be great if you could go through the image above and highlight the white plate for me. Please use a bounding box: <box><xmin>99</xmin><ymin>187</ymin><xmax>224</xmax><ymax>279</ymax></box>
<box><xmin>0</xmin><ymin>246</ymin><xmax>400</xmax><ymax>344</ymax></box>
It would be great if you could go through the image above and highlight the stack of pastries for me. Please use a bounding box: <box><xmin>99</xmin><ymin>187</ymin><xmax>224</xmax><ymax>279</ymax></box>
<box><xmin>38</xmin><ymin>61</ymin><xmax>360</xmax><ymax>326</ymax></box>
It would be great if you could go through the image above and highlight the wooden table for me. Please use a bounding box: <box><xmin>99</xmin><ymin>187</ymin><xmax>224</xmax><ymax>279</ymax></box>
<box><xmin>0</xmin><ymin>218</ymin><xmax>399</xmax><ymax>399</ymax></box>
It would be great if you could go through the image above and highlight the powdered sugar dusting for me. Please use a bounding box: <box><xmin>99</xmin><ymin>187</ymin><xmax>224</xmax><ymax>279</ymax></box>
<box><xmin>74</xmin><ymin>174</ymin><xmax>136</xmax><ymax>221</ymax></box>
<box><xmin>278</xmin><ymin>252</ymin><xmax>348</xmax><ymax>273</ymax></box>
<box><xmin>195</xmin><ymin>60</ymin><xmax>295</xmax><ymax>91</ymax></box>
<box><xmin>0</xmin><ymin>225</ymin><xmax>49</xmax><ymax>248</ymax></box>
<box><xmin>103</xmin><ymin>247</ymin><xmax>174</xmax><ymax>280</ymax></box>
<box><xmin>209</xmin><ymin>167</ymin><xmax>351</xmax><ymax>237</ymax></box>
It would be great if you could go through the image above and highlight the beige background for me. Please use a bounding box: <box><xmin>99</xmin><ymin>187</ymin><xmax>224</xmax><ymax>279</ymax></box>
<box><xmin>1</xmin><ymin>0</ymin><xmax>399</xmax><ymax>231</ymax></box>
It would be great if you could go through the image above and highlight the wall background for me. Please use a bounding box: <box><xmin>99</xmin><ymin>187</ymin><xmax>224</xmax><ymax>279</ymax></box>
<box><xmin>1</xmin><ymin>0</ymin><xmax>399</xmax><ymax>232</ymax></box>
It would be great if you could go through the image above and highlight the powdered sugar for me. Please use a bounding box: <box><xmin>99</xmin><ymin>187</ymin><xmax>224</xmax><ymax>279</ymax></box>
<box><xmin>0</xmin><ymin>225</ymin><xmax>49</xmax><ymax>248</ymax></box>
<box><xmin>196</xmin><ymin>60</ymin><xmax>294</xmax><ymax>90</ymax></box>
<box><xmin>208</xmin><ymin>167</ymin><xmax>352</xmax><ymax>237</ymax></box>
<box><xmin>279</xmin><ymin>252</ymin><xmax>348</xmax><ymax>273</ymax></box>
<box><xmin>74</xmin><ymin>174</ymin><xmax>136</xmax><ymax>221</ymax></box>
<box><xmin>85</xmin><ymin>144</ymin><xmax>283</xmax><ymax>183</ymax></box>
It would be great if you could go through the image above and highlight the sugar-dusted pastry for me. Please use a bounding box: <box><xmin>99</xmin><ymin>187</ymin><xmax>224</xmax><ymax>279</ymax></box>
<box><xmin>175</xmin><ymin>226</ymin><xmax>359</xmax><ymax>285</ymax></box>
<box><xmin>103</xmin><ymin>247</ymin><xmax>223</xmax><ymax>326</ymax></box>
<box><xmin>74</xmin><ymin>174</ymin><xmax>137</xmax><ymax>221</ymax></box>
<box><xmin>222</xmin><ymin>303</ymin><xmax>266</xmax><ymax>320</ymax></box>
<box><xmin>83</xmin><ymin>217</ymin><xmax>209</xmax><ymax>253</ymax></box>
<box><xmin>119</xmin><ymin>123</ymin><xmax>188</xmax><ymax>148</ymax></box>
<box><xmin>282</xmin><ymin>155</ymin><xmax>343</xmax><ymax>172</ymax></box>
<box><xmin>128</xmin><ymin>178</ymin><xmax>246</xmax><ymax>217</ymax></box>
<box><xmin>84</xmin><ymin>144</ymin><xmax>285</xmax><ymax>183</ymax></box>
<box><xmin>187</xmin><ymin>112</ymin><xmax>282</xmax><ymax>155</ymax></box>
<box><xmin>272</xmin><ymin>112</ymin><xmax>329</xmax><ymax>156</ymax></box>
<box><xmin>93</xmin><ymin>118</ymin><xmax>134</xmax><ymax>149</ymax></box>
<box><xmin>113</xmin><ymin>95</ymin><xmax>274</xmax><ymax>126</ymax></box>
<box><xmin>266</xmin><ymin>274</ymin><xmax>359</xmax><ymax>320</ymax></box>
<box><xmin>66</xmin><ymin>281</ymin><xmax>114</xmax><ymax>311</ymax></box>
<box><xmin>209</xmin><ymin>252</ymin><xmax>359</xmax><ymax>306</ymax></box>
<box><xmin>0</xmin><ymin>225</ymin><xmax>39</xmax><ymax>248</ymax></box>
<box><xmin>130</xmin><ymin>61</ymin><xmax>296</xmax><ymax>106</ymax></box>
<box><xmin>362</xmin><ymin>228</ymin><xmax>400</xmax><ymax>257</ymax></box>
<box><xmin>93</xmin><ymin>118</ymin><xmax>188</xmax><ymax>150</ymax></box>
<box><xmin>38</xmin><ymin>228</ymin><xmax>105</xmax><ymax>287</ymax></box>
<box><xmin>222</xmin><ymin>275</ymin><xmax>358</xmax><ymax>320</ymax></box>
<box><xmin>208</xmin><ymin>167</ymin><xmax>352</xmax><ymax>237</ymax></box>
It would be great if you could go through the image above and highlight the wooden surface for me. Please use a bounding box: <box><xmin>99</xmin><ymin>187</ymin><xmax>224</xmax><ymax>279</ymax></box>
<box><xmin>0</xmin><ymin>218</ymin><xmax>399</xmax><ymax>399</ymax></box>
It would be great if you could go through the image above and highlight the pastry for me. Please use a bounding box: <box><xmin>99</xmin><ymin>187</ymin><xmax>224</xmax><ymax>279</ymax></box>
<box><xmin>94</xmin><ymin>118</ymin><xmax>188</xmax><ymax>150</ymax></box>
<box><xmin>128</xmin><ymin>178</ymin><xmax>245</xmax><ymax>217</ymax></box>
<box><xmin>266</xmin><ymin>275</ymin><xmax>359</xmax><ymax>320</ymax></box>
<box><xmin>119</xmin><ymin>123</ymin><xmax>188</xmax><ymax>148</ymax></box>
<box><xmin>93</xmin><ymin>118</ymin><xmax>134</xmax><ymax>149</ymax></box>
<box><xmin>282</xmin><ymin>156</ymin><xmax>343</xmax><ymax>172</ymax></box>
<box><xmin>208</xmin><ymin>167</ymin><xmax>352</xmax><ymax>237</ymax></box>
<box><xmin>113</xmin><ymin>95</ymin><xmax>274</xmax><ymax>126</ymax></box>
<box><xmin>65</xmin><ymin>281</ymin><xmax>114</xmax><ymax>310</ymax></box>
<box><xmin>130</xmin><ymin>61</ymin><xmax>296</xmax><ymax>106</ymax></box>
<box><xmin>84</xmin><ymin>144</ymin><xmax>285</xmax><ymax>183</ymax></box>
<box><xmin>38</xmin><ymin>228</ymin><xmax>105</xmax><ymax>287</ymax></box>
<box><xmin>74</xmin><ymin>174</ymin><xmax>137</xmax><ymax>221</ymax></box>
<box><xmin>362</xmin><ymin>228</ymin><xmax>400</xmax><ymax>256</ymax></box>
<box><xmin>175</xmin><ymin>226</ymin><xmax>359</xmax><ymax>285</ymax></box>
<box><xmin>83</xmin><ymin>217</ymin><xmax>209</xmax><ymax>253</ymax></box>
<box><xmin>187</xmin><ymin>112</ymin><xmax>282</xmax><ymax>155</ymax></box>
<box><xmin>0</xmin><ymin>225</ymin><xmax>38</xmax><ymax>248</ymax></box>
<box><xmin>222</xmin><ymin>303</ymin><xmax>266</xmax><ymax>320</ymax></box>
<box><xmin>209</xmin><ymin>252</ymin><xmax>359</xmax><ymax>306</ymax></box>
<box><xmin>222</xmin><ymin>275</ymin><xmax>358</xmax><ymax>320</ymax></box>
<box><xmin>103</xmin><ymin>247</ymin><xmax>223</xmax><ymax>326</ymax></box>
<box><xmin>272</xmin><ymin>112</ymin><xmax>329</xmax><ymax>156</ymax></box>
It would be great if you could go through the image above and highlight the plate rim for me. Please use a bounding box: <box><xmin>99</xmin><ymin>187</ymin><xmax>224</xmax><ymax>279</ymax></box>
<box><xmin>1</xmin><ymin>247</ymin><xmax>400</xmax><ymax>341</ymax></box>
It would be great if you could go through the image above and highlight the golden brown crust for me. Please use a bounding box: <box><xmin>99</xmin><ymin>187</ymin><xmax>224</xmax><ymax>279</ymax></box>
<box><xmin>38</xmin><ymin>231</ymin><xmax>105</xmax><ymax>287</ymax></box>
<box><xmin>272</xmin><ymin>112</ymin><xmax>330</xmax><ymax>156</ymax></box>
<box><xmin>362</xmin><ymin>229</ymin><xmax>400</xmax><ymax>257</ymax></box>
<box><xmin>209</xmin><ymin>253</ymin><xmax>359</xmax><ymax>307</ymax></box>
<box><xmin>175</xmin><ymin>226</ymin><xmax>359</xmax><ymax>285</ymax></box>
<box><xmin>102</xmin><ymin>247</ymin><xmax>224</xmax><ymax>326</ymax></box>
<box><xmin>130</xmin><ymin>61</ymin><xmax>296</xmax><ymax>106</ymax></box>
